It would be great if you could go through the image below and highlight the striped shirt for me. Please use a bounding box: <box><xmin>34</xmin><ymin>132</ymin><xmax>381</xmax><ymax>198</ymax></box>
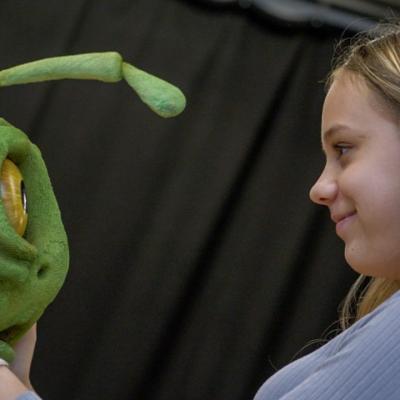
<box><xmin>17</xmin><ymin>392</ymin><xmax>42</xmax><ymax>400</ymax></box>
<box><xmin>254</xmin><ymin>290</ymin><xmax>400</xmax><ymax>399</ymax></box>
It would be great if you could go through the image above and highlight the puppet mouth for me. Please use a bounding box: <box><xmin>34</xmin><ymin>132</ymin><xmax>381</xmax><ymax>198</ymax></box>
<box><xmin>0</xmin><ymin>325</ymin><xmax>19</xmax><ymax>343</ymax></box>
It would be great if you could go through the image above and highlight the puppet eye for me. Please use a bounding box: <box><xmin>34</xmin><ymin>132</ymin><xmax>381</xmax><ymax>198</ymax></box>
<box><xmin>0</xmin><ymin>159</ymin><xmax>28</xmax><ymax>237</ymax></box>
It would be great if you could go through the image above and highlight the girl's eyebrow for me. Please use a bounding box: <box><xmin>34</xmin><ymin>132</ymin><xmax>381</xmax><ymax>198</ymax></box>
<box><xmin>322</xmin><ymin>124</ymin><xmax>351</xmax><ymax>142</ymax></box>
<box><xmin>322</xmin><ymin>124</ymin><xmax>366</xmax><ymax>143</ymax></box>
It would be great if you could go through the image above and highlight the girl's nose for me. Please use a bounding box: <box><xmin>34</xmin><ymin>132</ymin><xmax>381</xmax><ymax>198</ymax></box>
<box><xmin>309</xmin><ymin>170</ymin><xmax>337</xmax><ymax>206</ymax></box>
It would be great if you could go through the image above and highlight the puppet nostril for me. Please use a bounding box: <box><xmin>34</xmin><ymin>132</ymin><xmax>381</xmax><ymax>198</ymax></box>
<box><xmin>37</xmin><ymin>264</ymin><xmax>49</xmax><ymax>279</ymax></box>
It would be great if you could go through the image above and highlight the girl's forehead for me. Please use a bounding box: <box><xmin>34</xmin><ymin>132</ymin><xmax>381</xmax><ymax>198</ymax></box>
<box><xmin>321</xmin><ymin>72</ymin><xmax>400</xmax><ymax>143</ymax></box>
<box><xmin>327</xmin><ymin>70</ymin><xmax>397</xmax><ymax>120</ymax></box>
<box><xmin>322</xmin><ymin>73</ymin><xmax>367</xmax><ymax>127</ymax></box>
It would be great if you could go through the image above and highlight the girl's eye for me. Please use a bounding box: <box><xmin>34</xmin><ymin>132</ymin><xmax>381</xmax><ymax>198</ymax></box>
<box><xmin>0</xmin><ymin>159</ymin><xmax>28</xmax><ymax>237</ymax></box>
<box><xmin>333</xmin><ymin>143</ymin><xmax>352</xmax><ymax>158</ymax></box>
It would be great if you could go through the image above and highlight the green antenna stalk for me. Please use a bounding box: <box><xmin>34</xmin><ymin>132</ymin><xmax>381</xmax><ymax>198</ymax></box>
<box><xmin>0</xmin><ymin>52</ymin><xmax>186</xmax><ymax>118</ymax></box>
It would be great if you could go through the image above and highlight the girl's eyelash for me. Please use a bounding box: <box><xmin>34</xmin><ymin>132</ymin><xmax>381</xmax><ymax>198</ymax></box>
<box><xmin>333</xmin><ymin>143</ymin><xmax>352</xmax><ymax>157</ymax></box>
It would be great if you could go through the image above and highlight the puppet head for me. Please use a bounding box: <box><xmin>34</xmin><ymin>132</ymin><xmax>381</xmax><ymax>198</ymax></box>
<box><xmin>0</xmin><ymin>52</ymin><xmax>186</xmax><ymax>361</ymax></box>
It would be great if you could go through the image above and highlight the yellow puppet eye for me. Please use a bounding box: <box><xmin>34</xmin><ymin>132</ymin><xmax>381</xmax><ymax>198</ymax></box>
<box><xmin>0</xmin><ymin>159</ymin><xmax>28</xmax><ymax>237</ymax></box>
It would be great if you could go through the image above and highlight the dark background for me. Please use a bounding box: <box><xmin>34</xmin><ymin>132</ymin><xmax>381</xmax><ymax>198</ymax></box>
<box><xmin>0</xmin><ymin>1</ymin><xmax>358</xmax><ymax>399</ymax></box>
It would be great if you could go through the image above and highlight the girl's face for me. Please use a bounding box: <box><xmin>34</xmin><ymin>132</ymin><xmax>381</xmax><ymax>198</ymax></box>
<box><xmin>309</xmin><ymin>71</ymin><xmax>400</xmax><ymax>279</ymax></box>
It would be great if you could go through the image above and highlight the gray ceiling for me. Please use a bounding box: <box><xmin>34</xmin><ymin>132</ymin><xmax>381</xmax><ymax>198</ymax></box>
<box><xmin>196</xmin><ymin>0</ymin><xmax>400</xmax><ymax>31</ymax></box>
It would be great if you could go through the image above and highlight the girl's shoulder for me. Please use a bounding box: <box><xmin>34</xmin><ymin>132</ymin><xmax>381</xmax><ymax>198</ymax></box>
<box><xmin>254</xmin><ymin>290</ymin><xmax>400</xmax><ymax>400</ymax></box>
<box><xmin>335</xmin><ymin>289</ymin><xmax>400</xmax><ymax>351</ymax></box>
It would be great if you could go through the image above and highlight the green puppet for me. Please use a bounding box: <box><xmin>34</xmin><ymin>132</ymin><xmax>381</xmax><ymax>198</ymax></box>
<box><xmin>0</xmin><ymin>52</ymin><xmax>186</xmax><ymax>362</ymax></box>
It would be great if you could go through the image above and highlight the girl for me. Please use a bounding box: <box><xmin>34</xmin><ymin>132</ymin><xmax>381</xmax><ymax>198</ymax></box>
<box><xmin>255</xmin><ymin>21</ymin><xmax>400</xmax><ymax>400</ymax></box>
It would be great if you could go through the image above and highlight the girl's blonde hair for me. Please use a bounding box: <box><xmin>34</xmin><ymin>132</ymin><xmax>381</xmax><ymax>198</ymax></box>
<box><xmin>326</xmin><ymin>22</ymin><xmax>400</xmax><ymax>330</ymax></box>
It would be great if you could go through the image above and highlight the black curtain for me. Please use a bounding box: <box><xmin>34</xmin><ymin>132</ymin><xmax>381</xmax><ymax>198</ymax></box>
<box><xmin>0</xmin><ymin>1</ymin><xmax>357</xmax><ymax>399</ymax></box>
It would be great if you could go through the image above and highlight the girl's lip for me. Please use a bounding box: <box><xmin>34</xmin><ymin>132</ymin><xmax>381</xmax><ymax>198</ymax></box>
<box><xmin>331</xmin><ymin>211</ymin><xmax>356</xmax><ymax>224</ymax></box>
<box><xmin>335</xmin><ymin>212</ymin><xmax>357</xmax><ymax>236</ymax></box>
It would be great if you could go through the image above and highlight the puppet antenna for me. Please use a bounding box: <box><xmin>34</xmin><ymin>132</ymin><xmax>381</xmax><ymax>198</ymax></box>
<box><xmin>0</xmin><ymin>52</ymin><xmax>186</xmax><ymax>118</ymax></box>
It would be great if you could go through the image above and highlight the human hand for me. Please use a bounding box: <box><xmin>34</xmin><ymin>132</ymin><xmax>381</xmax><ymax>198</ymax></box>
<box><xmin>9</xmin><ymin>323</ymin><xmax>37</xmax><ymax>390</ymax></box>
<box><xmin>0</xmin><ymin>365</ymin><xmax>28</xmax><ymax>399</ymax></box>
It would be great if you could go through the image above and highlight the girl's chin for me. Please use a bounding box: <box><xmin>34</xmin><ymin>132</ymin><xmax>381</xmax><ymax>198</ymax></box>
<box><xmin>344</xmin><ymin>247</ymin><xmax>400</xmax><ymax>279</ymax></box>
<box><xmin>344</xmin><ymin>244</ymin><xmax>368</xmax><ymax>275</ymax></box>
